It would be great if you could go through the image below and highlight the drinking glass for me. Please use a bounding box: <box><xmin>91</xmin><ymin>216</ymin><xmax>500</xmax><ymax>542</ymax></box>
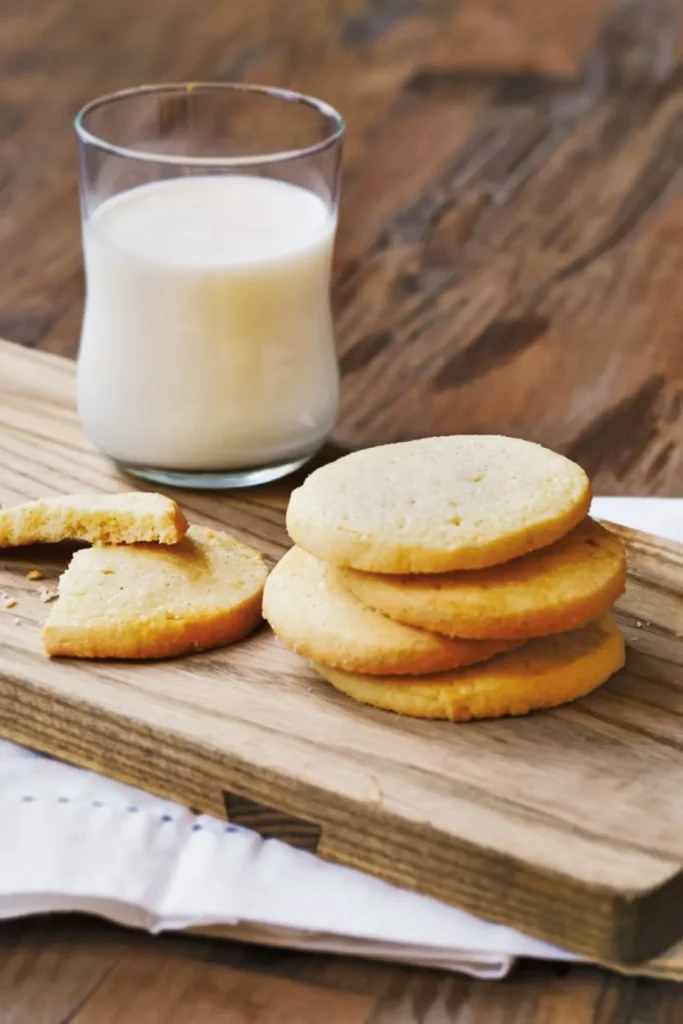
<box><xmin>74</xmin><ymin>84</ymin><xmax>344</xmax><ymax>488</ymax></box>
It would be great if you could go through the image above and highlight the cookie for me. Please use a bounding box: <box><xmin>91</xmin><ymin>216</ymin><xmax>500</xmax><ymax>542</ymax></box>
<box><xmin>263</xmin><ymin>546</ymin><xmax>517</xmax><ymax>675</ymax></box>
<box><xmin>287</xmin><ymin>436</ymin><xmax>591</xmax><ymax>573</ymax></box>
<box><xmin>313</xmin><ymin>615</ymin><xmax>625</xmax><ymax>721</ymax></box>
<box><xmin>0</xmin><ymin>493</ymin><xmax>188</xmax><ymax>547</ymax></box>
<box><xmin>338</xmin><ymin>518</ymin><xmax>626</xmax><ymax>640</ymax></box>
<box><xmin>42</xmin><ymin>525</ymin><xmax>267</xmax><ymax>659</ymax></box>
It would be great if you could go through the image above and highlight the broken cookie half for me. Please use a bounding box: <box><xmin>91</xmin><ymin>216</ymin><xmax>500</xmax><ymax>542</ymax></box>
<box><xmin>42</xmin><ymin>525</ymin><xmax>268</xmax><ymax>659</ymax></box>
<box><xmin>0</xmin><ymin>492</ymin><xmax>188</xmax><ymax>547</ymax></box>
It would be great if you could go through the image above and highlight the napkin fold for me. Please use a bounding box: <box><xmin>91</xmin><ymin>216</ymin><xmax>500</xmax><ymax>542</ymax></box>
<box><xmin>0</xmin><ymin>740</ymin><xmax>574</xmax><ymax>978</ymax></box>
<box><xmin>0</xmin><ymin>497</ymin><xmax>680</xmax><ymax>977</ymax></box>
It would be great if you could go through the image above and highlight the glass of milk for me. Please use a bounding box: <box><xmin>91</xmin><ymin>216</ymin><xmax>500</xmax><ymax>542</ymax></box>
<box><xmin>74</xmin><ymin>84</ymin><xmax>344</xmax><ymax>488</ymax></box>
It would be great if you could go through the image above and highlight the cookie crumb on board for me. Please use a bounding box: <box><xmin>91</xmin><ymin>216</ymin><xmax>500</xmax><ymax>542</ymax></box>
<box><xmin>3</xmin><ymin>596</ymin><xmax>17</xmax><ymax>609</ymax></box>
<box><xmin>39</xmin><ymin>588</ymin><xmax>58</xmax><ymax>603</ymax></box>
<box><xmin>26</xmin><ymin>569</ymin><xmax>43</xmax><ymax>580</ymax></box>
<box><xmin>368</xmin><ymin>774</ymin><xmax>384</xmax><ymax>809</ymax></box>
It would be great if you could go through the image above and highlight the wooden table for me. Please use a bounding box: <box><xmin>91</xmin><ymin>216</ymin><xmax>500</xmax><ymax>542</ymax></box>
<box><xmin>2</xmin><ymin>0</ymin><xmax>683</xmax><ymax>1019</ymax></box>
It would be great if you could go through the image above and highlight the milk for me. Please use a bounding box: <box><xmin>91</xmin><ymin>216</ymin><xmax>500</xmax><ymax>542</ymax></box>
<box><xmin>77</xmin><ymin>175</ymin><xmax>339</xmax><ymax>472</ymax></box>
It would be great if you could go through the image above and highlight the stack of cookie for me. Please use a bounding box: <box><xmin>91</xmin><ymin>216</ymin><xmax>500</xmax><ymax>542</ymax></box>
<box><xmin>263</xmin><ymin>436</ymin><xmax>627</xmax><ymax>721</ymax></box>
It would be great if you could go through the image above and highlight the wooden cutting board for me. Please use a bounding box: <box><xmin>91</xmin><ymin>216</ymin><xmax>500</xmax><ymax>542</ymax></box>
<box><xmin>2</xmin><ymin>339</ymin><xmax>683</xmax><ymax>966</ymax></box>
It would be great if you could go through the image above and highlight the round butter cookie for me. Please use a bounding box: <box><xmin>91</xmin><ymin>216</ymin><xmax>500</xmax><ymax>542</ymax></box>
<box><xmin>338</xmin><ymin>518</ymin><xmax>625</xmax><ymax>640</ymax></box>
<box><xmin>313</xmin><ymin>616</ymin><xmax>625</xmax><ymax>721</ymax></box>
<box><xmin>263</xmin><ymin>546</ymin><xmax>517</xmax><ymax>675</ymax></box>
<box><xmin>43</xmin><ymin>525</ymin><xmax>267</xmax><ymax>659</ymax></box>
<box><xmin>286</xmin><ymin>436</ymin><xmax>591</xmax><ymax>573</ymax></box>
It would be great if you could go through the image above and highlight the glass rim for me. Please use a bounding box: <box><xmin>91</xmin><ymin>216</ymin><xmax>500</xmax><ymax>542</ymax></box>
<box><xmin>74</xmin><ymin>82</ymin><xmax>345</xmax><ymax>167</ymax></box>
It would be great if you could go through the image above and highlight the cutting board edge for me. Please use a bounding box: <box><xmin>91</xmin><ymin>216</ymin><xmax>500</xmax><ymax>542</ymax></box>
<box><xmin>0</xmin><ymin>662</ymin><xmax>679</xmax><ymax>966</ymax></box>
<box><xmin>623</xmin><ymin>867</ymin><xmax>683</xmax><ymax>965</ymax></box>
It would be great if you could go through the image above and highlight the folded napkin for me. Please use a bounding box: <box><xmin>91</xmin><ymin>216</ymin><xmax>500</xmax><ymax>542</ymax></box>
<box><xmin>0</xmin><ymin>497</ymin><xmax>680</xmax><ymax>978</ymax></box>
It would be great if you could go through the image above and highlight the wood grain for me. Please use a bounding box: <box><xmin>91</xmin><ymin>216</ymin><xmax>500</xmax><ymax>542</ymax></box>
<box><xmin>3</xmin><ymin>0</ymin><xmax>683</xmax><ymax>493</ymax></box>
<box><xmin>4</xmin><ymin>916</ymin><xmax>683</xmax><ymax>1023</ymax></box>
<box><xmin>2</xmin><ymin>340</ymin><xmax>683</xmax><ymax>967</ymax></box>
<box><xmin>70</xmin><ymin>946</ymin><xmax>374</xmax><ymax>1024</ymax></box>
<box><xmin>0</xmin><ymin>916</ymin><xmax>128</xmax><ymax>1024</ymax></box>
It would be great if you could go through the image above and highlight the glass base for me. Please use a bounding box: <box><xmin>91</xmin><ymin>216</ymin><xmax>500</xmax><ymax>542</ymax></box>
<box><xmin>117</xmin><ymin>451</ymin><xmax>318</xmax><ymax>490</ymax></box>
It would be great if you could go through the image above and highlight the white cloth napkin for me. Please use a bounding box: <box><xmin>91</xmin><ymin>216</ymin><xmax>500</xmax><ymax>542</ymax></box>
<box><xmin>0</xmin><ymin>497</ymin><xmax>680</xmax><ymax>978</ymax></box>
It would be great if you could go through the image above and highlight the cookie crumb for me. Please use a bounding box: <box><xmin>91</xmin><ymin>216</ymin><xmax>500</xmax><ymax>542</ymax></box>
<box><xmin>26</xmin><ymin>569</ymin><xmax>43</xmax><ymax>581</ymax></box>
<box><xmin>13</xmin><ymin>618</ymin><xmax>21</xmax><ymax>626</ymax></box>
<box><xmin>40</xmin><ymin>588</ymin><xmax>58</xmax><ymax>603</ymax></box>
<box><xmin>3</xmin><ymin>597</ymin><xmax>17</xmax><ymax>609</ymax></box>
<box><xmin>368</xmin><ymin>774</ymin><xmax>384</xmax><ymax>809</ymax></box>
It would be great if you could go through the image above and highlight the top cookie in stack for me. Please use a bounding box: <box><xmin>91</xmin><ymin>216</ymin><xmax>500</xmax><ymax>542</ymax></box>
<box><xmin>264</xmin><ymin>436</ymin><xmax>627</xmax><ymax>721</ymax></box>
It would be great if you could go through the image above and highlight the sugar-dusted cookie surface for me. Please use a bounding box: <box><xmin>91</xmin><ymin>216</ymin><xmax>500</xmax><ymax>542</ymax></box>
<box><xmin>338</xmin><ymin>518</ymin><xmax>625</xmax><ymax>640</ymax></box>
<box><xmin>263</xmin><ymin>546</ymin><xmax>516</xmax><ymax>675</ymax></box>
<box><xmin>287</xmin><ymin>436</ymin><xmax>591</xmax><ymax>573</ymax></box>
<box><xmin>0</xmin><ymin>492</ymin><xmax>188</xmax><ymax>547</ymax></box>
<box><xmin>42</xmin><ymin>525</ymin><xmax>267</xmax><ymax>659</ymax></box>
<box><xmin>314</xmin><ymin>616</ymin><xmax>624</xmax><ymax>721</ymax></box>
